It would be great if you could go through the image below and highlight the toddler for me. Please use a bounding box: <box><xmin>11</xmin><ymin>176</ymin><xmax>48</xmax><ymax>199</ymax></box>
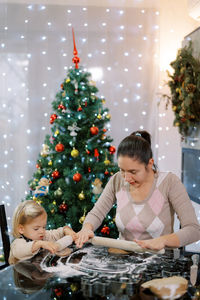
<box><xmin>9</xmin><ymin>200</ymin><xmax>77</xmax><ymax>264</ymax></box>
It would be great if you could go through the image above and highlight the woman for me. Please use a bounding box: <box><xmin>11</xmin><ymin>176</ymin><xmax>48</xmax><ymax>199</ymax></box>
<box><xmin>75</xmin><ymin>131</ymin><xmax>200</xmax><ymax>251</ymax></box>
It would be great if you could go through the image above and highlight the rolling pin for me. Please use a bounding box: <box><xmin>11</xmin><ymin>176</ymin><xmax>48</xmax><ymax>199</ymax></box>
<box><xmin>88</xmin><ymin>236</ymin><xmax>165</xmax><ymax>254</ymax></box>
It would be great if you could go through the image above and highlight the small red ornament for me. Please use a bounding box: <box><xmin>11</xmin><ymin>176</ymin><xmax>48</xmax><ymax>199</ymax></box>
<box><xmin>50</xmin><ymin>114</ymin><xmax>57</xmax><ymax>124</ymax></box>
<box><xmin>104</xmin><ymin>170</ymin><xmax>109</xmax><ymax>175</ymax></box>
<box><xmin>109</xmin><ymin>146</ymin><xmax>116</xmax><ymax>154</ymax></box>
<box><xmin>54</xmin><ymin>288</ymin><xmax>63</xmax><ymax>297</ymax></box>
<box><xmin>60</xmin><ymin>83</ymin><xmax>64</xmax><ymax>90</ymax></box>
<box><xmin>59</xmin><ymin>203</ymin><xmax>68</xmax><ymax>213</ymax></box>
<box><xmin>85</xmin><ymin>101</ymin><xmax>87</xmax><ymax>107</ymax></box>
<box><xmin>88</xmin><ymin>167</ymin><xmax>91</xmax><ymax>173</ymax></box>
<box><xmin>77</xmin><ymin>106</ymin><xmax>82</xmax><ymax>112</ymax></box>
<box><xmin>90</xmin><ymin>126</ymin><xmax>99</xmax><ymax>135</ymax></box>
<box><xmin>101</xmin><ymin>226</ymin><xmax>110</xmax><ymax>235</ymax></box>
<box><xmin>72</xmin><ymin>28</ymin><xmax>80</xmax><ymax>69</ymax></box>
<box><xmin>86</xmin><ymin>149</ymin><xmax>90</xmax><ymax>155</ymax></box>
<box><xmin>55</xmin><ymin>143</ymin><xmax>65</xmax><ymax>152</ymax></box>
<box><xmin>52</xmin><ymin>170</ymin><xmax>60</xmax><ymax>179</ymax></box>
<box><xmin>58</xmin><ymin>103</ymin><xmax>66</xmax><ymax>110</ymax></box>
<box><xmin>94</xmin><ymin>148</ymin><xmax>99</xmax><ymax>158</ymax></box>
<box><xmin>73</xmin><ymin>172</ymin><xmax>82</xmax><ymax>182</ymax></box>
<box><xmin>103</xmin><ymin>128</ymin><xmax>107</xmax><ymax>133</ymax></box>
<box><xmin>181</xmin><ymin>118</ymin><xmax>186</xmax><ymax>122</ymax></box>
<box><xmin>36</xmin><ymin>164</ymin><xmax>40</xmax><ymax>169</ymax></box>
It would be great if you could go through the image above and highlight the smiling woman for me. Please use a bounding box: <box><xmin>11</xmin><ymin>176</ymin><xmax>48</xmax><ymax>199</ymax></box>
<box><xmin>75</xmin><ymin>130</ymin><xmax>200</xmax><ymax>251</ymax></box>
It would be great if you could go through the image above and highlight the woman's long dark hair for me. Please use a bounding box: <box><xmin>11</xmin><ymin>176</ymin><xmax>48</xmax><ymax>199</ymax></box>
<box><xmin>117</xmin><ymin>130</ymin><xmax>153</xmax><ymax>166</ymax></box>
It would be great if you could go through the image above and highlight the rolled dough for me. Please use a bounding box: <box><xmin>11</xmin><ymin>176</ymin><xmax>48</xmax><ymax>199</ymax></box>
<box><xmin>108</xmin><ymin>247</ymin><xmax>130</xmax><ymax>255</ymax></box>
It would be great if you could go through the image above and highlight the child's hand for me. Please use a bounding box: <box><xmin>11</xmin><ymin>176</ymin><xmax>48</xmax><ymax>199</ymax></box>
<box><xmin>38</xmin><ymin>241</ymin><xmax>59</xmax><ymax>254</ymax></box>
<box><xmin>63</xmin><ymin>226</ymin><xmax>78</xmax><ymax>241</ymax></box>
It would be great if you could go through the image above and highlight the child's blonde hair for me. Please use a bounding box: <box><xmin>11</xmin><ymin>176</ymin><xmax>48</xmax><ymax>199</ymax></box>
<box><xmin>12</xmin><ymin>200</ymin><xmax>46</xmax><ymax>238</ymax></box>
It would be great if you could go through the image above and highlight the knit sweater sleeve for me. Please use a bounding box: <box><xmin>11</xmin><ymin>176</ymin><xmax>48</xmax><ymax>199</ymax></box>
<box><xmin>44</xmin><ymin>227</ymin><xmax>65</xmax><ymax>241</ymax></box>
<box><xmin>84</xmin><ymin>173</ymin><xmax>120</xmax><ymax>231</ymax></box>
<box><xmin>9</xmin><ymin>238</ymin><xmax>39</xmax><ymax>264</ymax></box>
<box><xmin>167</xmin><ymin>173</ymin><xmax>200</xmax><ymax>247</ymax></box>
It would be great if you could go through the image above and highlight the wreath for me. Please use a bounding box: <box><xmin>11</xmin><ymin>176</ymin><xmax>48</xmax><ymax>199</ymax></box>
<box><xmin>163</xmin><ymin>42</ymin><xmax>200</xmax><ymax>137</ymax></box>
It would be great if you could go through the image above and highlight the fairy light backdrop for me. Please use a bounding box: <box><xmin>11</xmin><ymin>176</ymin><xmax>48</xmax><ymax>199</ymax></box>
<box><xmin>0</xmin><ymin>0</ymin><xmax>199</xmax><ymax>252</ymax></box>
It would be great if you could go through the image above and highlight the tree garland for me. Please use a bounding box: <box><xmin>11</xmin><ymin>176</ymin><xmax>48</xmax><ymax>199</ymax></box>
<box><xmin>163</xmin><ymin>42</ymin><xmax>200</xmax><ymax>137</ymax></box>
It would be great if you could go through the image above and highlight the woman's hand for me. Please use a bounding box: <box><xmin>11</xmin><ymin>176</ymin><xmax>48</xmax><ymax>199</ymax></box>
<box><xmin>75</xmin><ymin>224</ymin><xmax>94</xmax><ymax>248</ymax></box>
<box><xmin>134</xmin><ymin>233</ymin><xmax>180</xmax><ymax>251</ymax></box>
<box><xmin>134</xmin><ymin>236</ymin><xmax>165</xmax><ymax>251</ymax></box>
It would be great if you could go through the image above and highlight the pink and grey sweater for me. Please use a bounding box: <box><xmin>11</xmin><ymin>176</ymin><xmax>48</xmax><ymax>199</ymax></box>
<box><xmin>84</xmin><ymin>172</ymin><xmax>200</xmax><ymax>247</ymax></box>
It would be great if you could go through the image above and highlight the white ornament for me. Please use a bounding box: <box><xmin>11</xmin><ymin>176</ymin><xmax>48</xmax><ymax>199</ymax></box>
<box><xmin>68</xmin><ymin>122</ymin><xmax>81</xmax><ymax>136</ymax></box>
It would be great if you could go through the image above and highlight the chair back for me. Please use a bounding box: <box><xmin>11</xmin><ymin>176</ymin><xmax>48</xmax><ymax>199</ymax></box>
<box><xmin>0</xmin><ymin>204</ymin><xmax>10</xmax><ymax>269</ymax></box>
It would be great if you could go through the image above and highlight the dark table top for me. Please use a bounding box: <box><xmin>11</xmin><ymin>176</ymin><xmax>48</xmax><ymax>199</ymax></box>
<box><xmin>0</xmin><ymin>245</ymin><xmax>200</xmax><ymax>300</ymax></box>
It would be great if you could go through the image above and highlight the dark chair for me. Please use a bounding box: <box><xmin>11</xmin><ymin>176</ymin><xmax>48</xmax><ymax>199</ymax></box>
<box><xmin>0</xmin><ymin>204</ymin><xmax>10</xmax><ymax>270</ymax></box>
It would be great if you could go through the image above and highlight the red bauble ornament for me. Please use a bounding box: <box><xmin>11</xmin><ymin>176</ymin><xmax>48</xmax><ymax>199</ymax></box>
<box><xmin>104</xmin><ymin>170</ymin><xmax>109</xmax><ymax>175</ymax></box>
<box><xmin>72</xmin><ymin>56</ymin><xmax>80</xmax><ymax>68</ymax></box>
<box><xmin>90</xmin><ymin>126</ymin><xmax>99</xmax><ymax>135</ymax></box>
<box><xmin>36</xmin><ymin>164</ymin><xmax>40</xmax><ymax>169</ymax></box>
<box><xmin>60</xmin><ymin>83</ymin><xmax>64</xmax><ymax>90</ymax></box>
<box><xmin>88</xmin><ymin>167</ymin><xmax>91</xmax><ymax>173</ymax></box>
<box><xmin>59</xmin><ymin>203</ymin><xmax>68</xmax><ymax>213</ymax></box>
<box><xmin>55</xmin><ymin>143</ymin><xmax>65</xmax><ymax>152</ymax></box>
<box><xmin>77</xmin><ymin>106</ymin><xmax>82</xmax><ymax>112</ymax></box>
<box><xmin>50</xmin><ymin>114</ymin><xmax>57</xmax><ymax>124</ymax></box>
<box><xmin>54</xmin><ymin>288</ymin><xmax>63</xmax><ymax>297</ymax></box>
<box><xmin>85</xmin><ymin>101</ymin><xmax>87</xmax><ymax>107</ymax></box>
<box><xmin>52</xmin><ymin>170</ymin><xmax>60</xmax><ymax>179</ymax></box>
<box><xmin>109</xmin><ymin>146</ymin><xmax>116</xmax><ymax>154</ymax></box>
<box><xmin>73</xmin><ymin>173</ymin><xmax>82</xmax><ymax>182</ymax></box>
<box><xmin>103</xmin><ymin>128</ymin><xmax>107</xmax><ymax>133</ymax></box>
<box><xmin>101</xmin><ymin>226</ymin><xmax>110</xmax><ymax>235</ymax></box>
<box><xmin>94</xmin><ymin>148</ymin><xmax>99</xmax><ymax>158</ymax></box>
<box><xmin>58</xmin><ymin>103</ymin><xmax>66</xmax><ymax>110</ymax></box>
<box><xmin>86</xmin><ymin>149</ymin><xmax>90</xmax><ymax>155</ymax></box>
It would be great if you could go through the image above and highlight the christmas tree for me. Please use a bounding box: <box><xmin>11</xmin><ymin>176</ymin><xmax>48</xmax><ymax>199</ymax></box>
<box><xmin>26</xmin><ymin>30</ymin><xmax>119</xmax><ymax>238</ymax></box>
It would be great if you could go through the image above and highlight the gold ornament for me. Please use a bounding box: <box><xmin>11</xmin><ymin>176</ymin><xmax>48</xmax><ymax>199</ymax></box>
<box><xmin>172</xmin><ymin>106</ymin><xmax>177</xmax><ymax>111</ymax></box>
<box><xmin>101</xmin><ymin>99</ymin><xmax>106</xmax><ymax>104</ymax></box>
<box><xmin>54</xmin><ymin>130</ymin><xmax>59</xmax><ymax>136</ymax></box>
<box><xmin>78</xmin><ymin>191</ymin><xmax>85</xmax><ymax>200</ymax></box>
<box><xmin>175</xmin><ymin>122</ymin><xmax>180</xmax><ymax>127</ymax></box>
<box><xmin>79</xmin><ymin>208</ymin><xmax>87</xmax><ymax>224</ymax></box>
<box><xmin>106</xmin><ymin>113</ymin><xmax>111</xmax><ymax>120</ymax></box>
<box><xmin>101</xmin><ymin>134</ymin><xmax>106</xmax><ymax>140</ymax></box>
<box><xmin>51</xmin><ymin>209</ymin><xmax>55</xmax><ymax>214</ymax></box>
<box><xmin>79</xmin><ymin>215</ymin><xmax>86</xmax><ymax>224</ymax></box>
<box><xmin>33</xmin><ymin>196</ymin><xmax>37</xmax><ymax>201</ymax></box>
<box><xmin>104</xmin><ymin>159</ymin><xmax>111</xmax><ymax>165</ymax></box>
<box><xmin>66</xmin><ymin>78</ymin><xmax>70</xmax><ymax>83</ymax></box>
<box><xmin>48</xmin><ymin>160</ymin><xmax>52</xmax><ymax>166</ymax></box>
<box><xmin>71</xmin><ymin>147</ymin><xmax>79</xmax><ymax>158</ymax></box>
<box><xmin>53</xmin><ymin>201</ymin><xmax>56</xmax><ymax>205</ymax></box>
<box><xmin>70</xmin><ymin>283</ymin><xmax>78</xmax><ymax>292</ymax></box>
<box><xmin>62</xmin><ymin>91</ymin><xmax>66</xmax><ymax>97</ymax></box>
<box><xmin>97</xmin><ymin>114</ymin><xmax>102</xmax><ymax>119</ymax></box>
